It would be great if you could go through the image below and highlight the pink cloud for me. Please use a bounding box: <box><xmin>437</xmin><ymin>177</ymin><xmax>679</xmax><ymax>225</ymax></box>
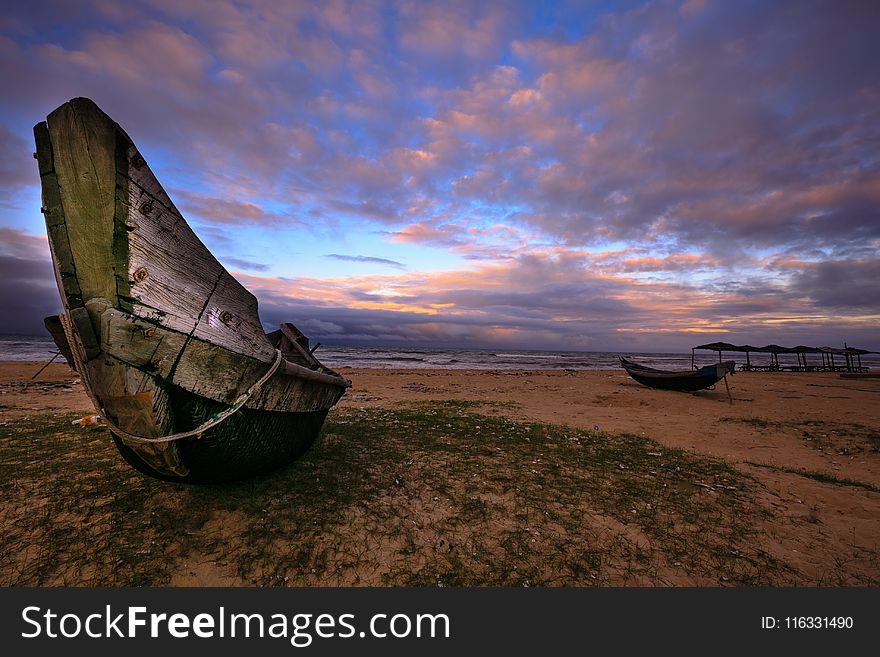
<box><xmin>391</xmin><ymin>223</ymin><xmax>465</xmax><ymax>248</ymax></box>
<box><xmin>397</xmin><ymin>0</ymin><xmax>511</xmax><ymax>61</ymax></box>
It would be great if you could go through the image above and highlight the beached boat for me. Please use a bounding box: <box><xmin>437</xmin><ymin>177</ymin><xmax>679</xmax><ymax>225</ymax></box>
<box><xmin>619</xmin><ymin>356</ymin><xmax>735</xmax><ymax>392</ymax></box>
<box><xmin>35</xmin><ymin>98</ymin><xmax>351</xmax><ymax>483</ymax></box>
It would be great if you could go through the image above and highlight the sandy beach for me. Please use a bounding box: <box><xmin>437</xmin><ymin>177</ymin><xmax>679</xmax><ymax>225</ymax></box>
<box><xmin>1</xmin><ymin>361</ymin><xmax>878</xmax><ymax>586</ymax></box>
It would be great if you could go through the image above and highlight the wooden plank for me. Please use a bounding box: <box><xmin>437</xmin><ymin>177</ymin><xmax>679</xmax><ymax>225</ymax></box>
<box><xmin>35</xmin><ymin>121</ymin><xmax>84</xmax><ymax>307</ymax></box>
<box><xmin>266</xmin><ymin>328</ymin><xmax>314</xmax><ymax>369</ymax></box>
<box><xmin>53</xmin><ymin>281</ymin><xmax>184</xmax><ymax>477</ymax></box>
<box><xmin>121</xmin><ymin>149</ymin><xmax>276</xmax><ymax>360</ymax></box>
<box><xmin>43</xmin><ymin>315</ymin><xmax>76</xmax><ymax>369</ymax></box>
<box><xmin>195</xmin><ymin>267</ymin><xmax>275</xmax><ymax>358</ymax></box>
<box><xmin>45</xmin><ymin>220</ymin><xmax>84</xmax><ymax>303</ymax></box>
<box><xmin>113</xmin><ymin>128</ymin><xmax>133</xmax><ymax>313</ymax></box>
<box><xmin>32</xmin><ymin>121</ymin><xmax>54</xmax><ymax>175</ymax></box>
<box><xmin>124</xmin><ymin>178</ymin><xmax>219</xmax><ymax>335</ymax></box>
<box><xmin>69</xmin><ymin>306</ymin><xmax>100</xmax><ymax>360</ymax></box>
<box><xmin>47</xmin><ymin>98</ymin><xmax>120</xmax><ymax>315</ymax></box>
<box><xmin>280</xmin><ymin>323</ymin><xmax>322</xmax><ymax>368</ymax></box>
<box><xmin>101</xmin><ymin>309</ymin><xmax>347</xmax><ymax>412</ymax></box>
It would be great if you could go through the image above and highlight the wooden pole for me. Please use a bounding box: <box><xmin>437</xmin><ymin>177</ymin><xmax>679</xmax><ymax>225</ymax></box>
<box><xmin>23</xmin><ymin>351</ymin><xmax>62</xmax><ymax>390</ymax></box>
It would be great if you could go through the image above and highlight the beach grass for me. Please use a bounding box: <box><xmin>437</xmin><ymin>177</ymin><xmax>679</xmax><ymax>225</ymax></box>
<box><xmin>0</xmin><ymin>402</ymin><xmax>837</xmax><ymax>586</ymax></box>
<box><xmin>744</xmin><ymin>461</ymin><xmax>880</xmax><ymax>494</ymax></box>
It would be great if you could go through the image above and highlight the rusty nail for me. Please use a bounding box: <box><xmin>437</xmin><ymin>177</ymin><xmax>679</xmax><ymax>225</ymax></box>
<box><xmin>133</xmin><ymin>267</ymin><xmax>149</xmax><ymax>283</ymax></box>
<box><xmin>139</xmin><ymin>202</ymin><xmax>153</xmax><ymax>216</ymax></box>
<box><xmin>143</xmin><ymin>327</ymin><xmax>156</xmax><ymax>338</ymax></box>
<box><xmin>131</xmin><ymin>154</ymin><xmax>145</xmax><ymax>169</ymax></box>
<box><xmin>220</xmin><ymin>311</ymin><xmax>233</xmax><ymax>324</ymax></box>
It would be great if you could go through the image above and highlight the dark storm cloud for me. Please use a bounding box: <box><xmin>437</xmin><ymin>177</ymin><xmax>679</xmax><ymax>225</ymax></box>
<box><xmin>0</xmin><ymin>125</ymin><xmax>35</xmax><ymax>200</ymax></box>
<box><xmin>791</xmin><ymin>260</ymin><xmax>880</xmax><ymax>310</ymax></box>
<box><xmin>0</xmin><ymin>228</ymin><xmax>60</xmax><ymax>334</ymax></box>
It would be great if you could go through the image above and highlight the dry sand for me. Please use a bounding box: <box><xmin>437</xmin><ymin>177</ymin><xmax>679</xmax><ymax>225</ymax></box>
<box><xmin>2</xmin><ymin>361</ymin><xmax>879</xmax><ymax>586</ymax></box>
<box><xmin>336</xmin><ymin>367</ymin><xmax>880</xmax><ymax>486</ymax></box>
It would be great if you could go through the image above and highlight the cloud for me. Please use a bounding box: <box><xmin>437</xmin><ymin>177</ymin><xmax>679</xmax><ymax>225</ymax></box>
<box><xmin>0</xmin><ymin>229</ymin><xmax>61</xmax><ymax>334</ymax></box>
<box><xmin>397</xmin><ymin>0</ymin><xmax>518</xmax><ymax>70</ymax></box>
<box><xmin>0</xmin><ymin>1</ymin><xmax>877</xmax><ymax>351</ymax></box>
<box><xmin>390</xmin><ymin>223</ymin><xmax>466</xmax><ymax>248</ymax></box>
<box><xmin>0</xmin><ymin>224</ymin><xmax>875</xmax><ymax>351</ymax></box>
<box><xmin>171</xmin><ymin>190</ymin><xmax>305</xmax><ymax>227</ymax></box>
<box><xmin>218</xmin><ymin>256</ymin><xmax>270</xmax><ymax>273</ymax></box>
<box><xmin>236</xmin><ymin>249</ymin><xmax>880</xmax><ymax>351</ymax></box>
<box><xmin>0</xmin><ymin>125</ymin><xmax>35</xmax><ymax>201</ymax></box>
<box><xmin>404</xmin><ymin>0</ymin><xmax>880</xmax><ymax>256</ymax></box>
<box><xmin>791</xmin><ymin>260</ymin><xmax>880</xmax><ymax>310</ymax></box>
<box><xmin>323</xmin><ymin>254</ymin><xmax>406</xmax><ymax>269</ymax></box>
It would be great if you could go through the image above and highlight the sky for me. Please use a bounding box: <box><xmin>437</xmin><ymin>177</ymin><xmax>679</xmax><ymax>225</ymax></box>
<box><xmin>0</xmin><ymin>0</ymin><xmax>878</xmax><ymax>352</ymax></box>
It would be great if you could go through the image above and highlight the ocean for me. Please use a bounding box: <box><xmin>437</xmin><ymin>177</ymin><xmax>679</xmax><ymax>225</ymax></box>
<box><xmin>3</xmin><ymin>334</ymin><xmax>876</xmax><ymax>371</ymax></box>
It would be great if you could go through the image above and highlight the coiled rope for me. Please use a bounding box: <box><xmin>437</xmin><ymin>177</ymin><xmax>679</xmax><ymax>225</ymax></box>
<box><xmin>105</xmin><ymin>348</ymin><xmax>285</xmax><ymax>444</ymax></box>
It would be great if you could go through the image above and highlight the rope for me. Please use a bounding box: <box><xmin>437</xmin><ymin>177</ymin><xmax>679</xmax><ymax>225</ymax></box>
<box><xmin>105</xmin><ymin>348</ymin><xmax>285</xmax><ymax>444</ymax></box>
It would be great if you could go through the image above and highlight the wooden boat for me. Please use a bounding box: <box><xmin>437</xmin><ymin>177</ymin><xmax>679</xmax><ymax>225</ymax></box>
<box><xmin>619</xmin><ymin>356</ymin><xmax>735</xmax><ymax>392</ymax></box>
<box><xmin>35</xmin><ymin>98</ymin><xmax>351</xmax><ymax>483</ymax></box>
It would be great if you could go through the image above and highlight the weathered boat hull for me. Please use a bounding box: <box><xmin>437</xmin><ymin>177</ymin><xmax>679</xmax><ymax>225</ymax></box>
<box><xmin>112</xmin><ymin>391</ymin><xmax>328</xmax><ymax>484</ymax></box>
<box><xmin>619</xmin><ymin>357</ymin><xmax>734</xmax><ymax>392</ymax></box>
<box><xmin>36</xmin><ymin>98</ymin><xmax>350</xmax><ymax>483</ymax></box>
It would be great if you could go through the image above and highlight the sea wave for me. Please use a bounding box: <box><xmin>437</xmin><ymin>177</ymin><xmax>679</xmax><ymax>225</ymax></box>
<box><xmin>3</xmin><ymin>335</ymin><xmax>877</xmax><ymax>371</ymax></box>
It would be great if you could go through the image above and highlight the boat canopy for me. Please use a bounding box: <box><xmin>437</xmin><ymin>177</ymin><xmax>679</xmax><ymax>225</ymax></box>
<box><xmin>693</xmin><ymin>343</ymin><xmax>878</xmax><ymax>355</ymax></box>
